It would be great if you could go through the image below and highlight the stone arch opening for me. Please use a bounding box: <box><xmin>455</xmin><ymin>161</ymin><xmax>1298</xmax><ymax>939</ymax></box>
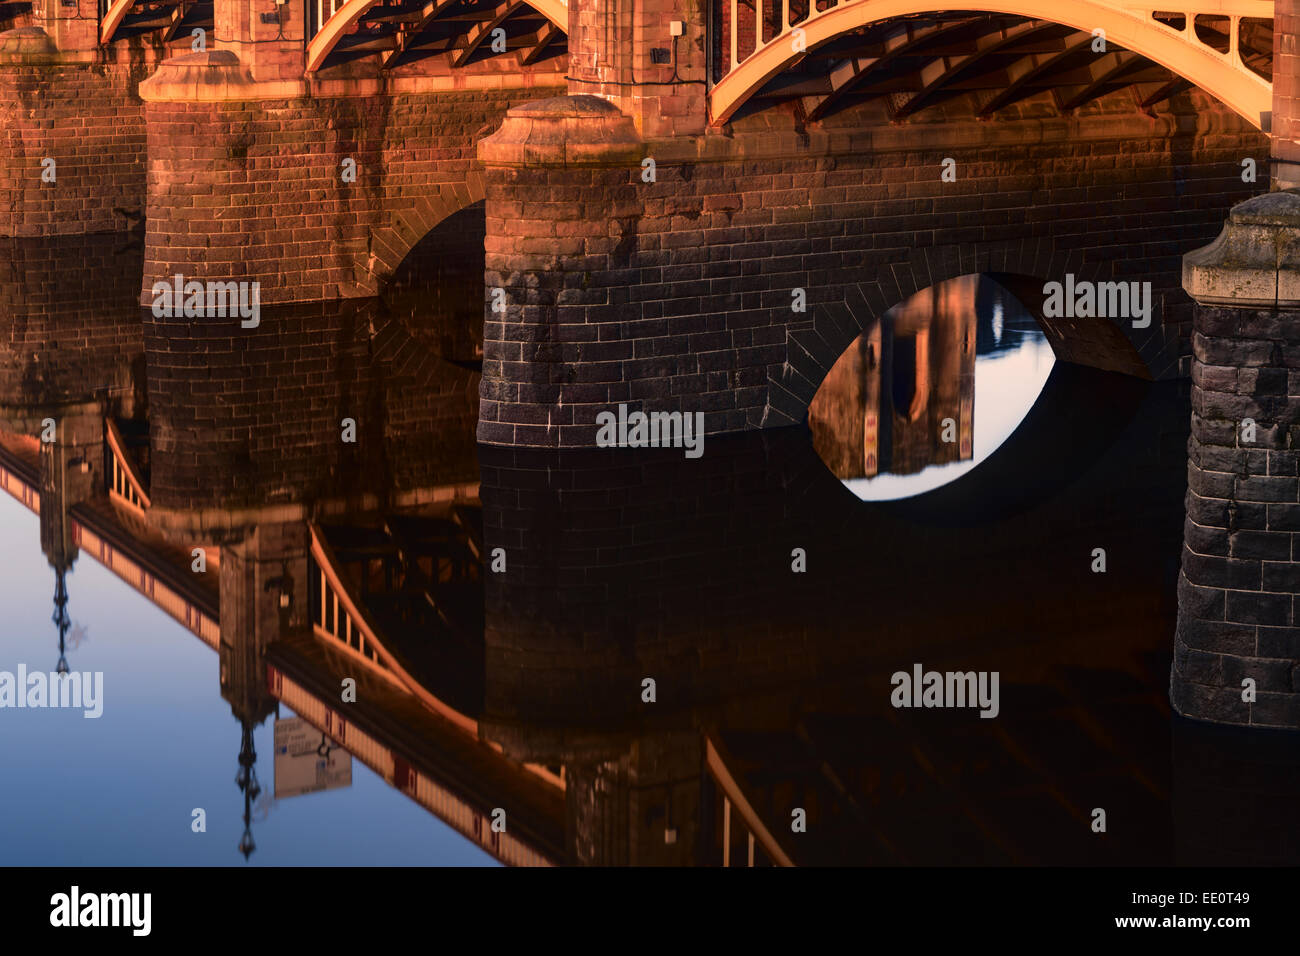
<box><xmin>806</xmin><ymin>269</ymin><xmax>1177</xmax><ymax>509</ymax></box>
<box><xmin>361</xmin><ymin>172</ymin><xmax>486</xmax><ymax>299</ymax></box>
<box><xmin>771</xmin><ymin>239</ymin><xmax>1166</xmax><ymax>433</ymax></box>
<box><xmin>809</xmin><ymin>273</ymin><xmax>1049</xmax><ymax>494</ymax></box>
<box><xmin>383</xmin><ymin>198</ymin><xmax>487</xmax><ymax>365</ymax></box>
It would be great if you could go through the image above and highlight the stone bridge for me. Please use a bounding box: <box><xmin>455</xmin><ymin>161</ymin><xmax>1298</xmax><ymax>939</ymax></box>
<box><xmin>2</xmin><ymin>0</ymin><xmax>1300</xmax><ymax>730</ymax></box>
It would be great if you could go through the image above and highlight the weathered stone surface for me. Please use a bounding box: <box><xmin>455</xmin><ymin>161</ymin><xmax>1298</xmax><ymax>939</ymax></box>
<box><xmin>1183</xmin><ymin>191</ymin><xmax>1300</xmax><ymax>307</ymax></box>
<box><xmin>140</xmin><ymin>85</ymin><xmax>562</xmax><ymax>305</ymax></box>
<box><xmin>0</xmin><ymin>37</ymin><xmax>160</xmax><ymax>237</ymax></box>
<box><xmin>478</xmin><ymin>95</ymin><xmax>644</xmax><ymax>168</ymax></box>
<box><xmin>1177</xmin><ymin>211</ymin><xmax>1300</xmax><ymax>727</ymax></box>
<box><xmin>0</xmin><ymin>26</ymin><xmax>57</xmax><ymax>61</ymax></box>
<box><xmin>479</xmin><ymin>106</ymin><xmax>1264</xmax><ymax>446</ymax></box>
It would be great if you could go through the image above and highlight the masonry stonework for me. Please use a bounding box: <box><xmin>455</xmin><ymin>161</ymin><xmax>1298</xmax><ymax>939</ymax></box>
<box><xmin>1176</xmin><ymin>190</ymin><xmax>1300</xmax><ymax>728</ymax></box>
<box><xmin>138</xmin><ymin>52</ymin><xmax>564</xmax><ymax>305</ymax></box>
<box><xmin>477</xmin><ymin>92</ymin><xmax>1265</xmax><ymax>447</ymax></box>
<box><xmin>0</xmin><ymin>26</ymin><xmax>164</xmax><ymax>237</ymax></box>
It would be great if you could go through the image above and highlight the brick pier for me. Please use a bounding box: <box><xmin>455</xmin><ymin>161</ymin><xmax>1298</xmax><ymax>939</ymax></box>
<box><xmin>1176</xmin><ymin>191</ymin><xmax>1300</xmax><ymax>727</ymax></box>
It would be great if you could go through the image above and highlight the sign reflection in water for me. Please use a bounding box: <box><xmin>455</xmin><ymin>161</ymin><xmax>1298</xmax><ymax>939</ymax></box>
<box><xmin>809</xmin><ymin>274</ymin><xmax>1055</xmax><ymax>500</ymax></box>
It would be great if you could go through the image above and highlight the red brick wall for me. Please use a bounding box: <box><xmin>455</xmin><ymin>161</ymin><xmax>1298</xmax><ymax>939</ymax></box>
<box><xmin>0</xmin><ymin>57</ymin><xmax>156</xmax><ymax>237</ymax></box>
<box><xmin>0</xmin><ymin>233</ymin><xmax>144</xmax><ymax>421</ymax></box>
<box><xmin>144</xmin><ymin>300</ymin><xmax>479</xmax><ymax>518</ymax></box>
<box><xmin>1273</xmin><ymin>0</ymin><xmax>1300</xmax><ymax>185</ymax></box>
<box><xmin>479</xmin><ymin>93</ymin><xmax>1267</xmax><ymax>447</ymax></box>
<box><xmin>141</xmin><ymin>86</ymin><xmax>563</xmax><ymax>306</ymax></box>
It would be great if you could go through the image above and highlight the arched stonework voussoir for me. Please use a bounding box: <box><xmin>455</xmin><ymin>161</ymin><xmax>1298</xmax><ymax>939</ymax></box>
<box><xmin>760</xmin><ymin>237</ymin><xmax>1175</xmax><ymax>429</ymax></box>
<box><xmin>358</xmin><ymin>171</ymin><xmax>487</xmax><ymax>295</ymax></box>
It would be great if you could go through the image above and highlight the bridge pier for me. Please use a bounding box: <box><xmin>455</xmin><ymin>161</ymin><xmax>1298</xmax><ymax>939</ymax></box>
<box><xmin>1175</xmin><ymin>191</ymin><xmax>1300</xmax><ymax>728</ymax></box>
<box><xmin>131</xmin><ymin>0</ymin><xmax>568</xmax><ymax>307</ymax></box>
<box><xmin>477</xmin><ymin>89</ymin><xmax>1264</xmax><ymax>447</ymax></box>
<box><xmin>476</xmin><ymin>95</ymin><xmax>644</xmax><ymax>446</ymax></box>
<box><xmin>135</xmin><ymin>49</ymin><xmax>562</xmax><ymax>306</ymax></box>
<box><xmin>1273</xmin><ymin>0</ymin><xmax>1300</xmax><ymax>189</ymax></box>
<box><xmin>0</xmin><ymin>23</ymin><xmax>160</xmax><ymax>237</ymax></box>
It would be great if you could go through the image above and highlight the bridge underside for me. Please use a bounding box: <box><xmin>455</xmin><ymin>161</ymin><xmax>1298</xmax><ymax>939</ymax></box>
<box><xmin>309</xmin><ymin>0</ymin><xmax>566</xmax><ymax>73</ymax></box>
<box><xmin>732</xmin><ymin>12</ymin><xmax>1273</xmax><ymax>124</ymax></box>
<box><xmin>104</xmin><ymin>0</ymin><xmax>214</xmax><ymax>47</ymax></box>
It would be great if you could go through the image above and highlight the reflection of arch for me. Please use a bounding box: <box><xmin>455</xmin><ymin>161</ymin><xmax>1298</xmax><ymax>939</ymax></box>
<box><xmin>361</xmin><ymin>174</ymin><xmax>486</xmax><ymax>292</ymax></box>
<box><xmin>709</xmin><ymin>0</ymin><xmax>1272</xmax><ymax>126</ymax></box>
<box><xmin>774</xmin><ymin>239</ymin><xmax>1157</xmax><ymax>429</ymax></box>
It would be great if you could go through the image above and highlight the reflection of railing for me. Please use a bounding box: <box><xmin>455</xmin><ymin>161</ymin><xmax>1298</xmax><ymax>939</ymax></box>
<box><xmin>269</xmin><ymin>661</ymin><xmax>557</xmax><ymax>866</ymax></box>
<box><xmin>104</xmin><ymin>418</ymin><xmax>150</xmax><ymax>517</ymax></box>
<box><xmin>308</xmin><ymin>537</ymin><xmax>385</xmax><ymax>672</ymax></box>
<box><xmin>309</xmin><ymin>522</ymin><xmax>421</xmax><ymax>678</ymax></box>
<box><xmin>307</xmin><ymin>521</ymin><xmax>480</xmax><ymax>733</ymax></box>
<box><xmin>0</xmin><ymin>437</ymin><xmax>560</xmax><ymax>861</ymax></box>
<box><xmin>705</xmin><ymin>735</ymin><xmax>795</xmax><ymax>867</ymax></box>
<box><xmin>0</xmin><ymin>450</ymin><xmax>219</xmax><ymax>650</ymax></box>
<box><xmin>305</xmin><ymin>523</ymin><xmax>564</xmax><ymax>792</ymax></box>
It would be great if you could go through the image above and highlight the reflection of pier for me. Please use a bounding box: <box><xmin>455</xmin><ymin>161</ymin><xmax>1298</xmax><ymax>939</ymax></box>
<box><xmin>479</xmin><ymin>399</ymin><xmax>1300</xmax><ymax>865</ymax></box>
<box><xmin>3</xmin><ymin>354</ymin><xmax>1298</xmax><ymax>865</ymax></box>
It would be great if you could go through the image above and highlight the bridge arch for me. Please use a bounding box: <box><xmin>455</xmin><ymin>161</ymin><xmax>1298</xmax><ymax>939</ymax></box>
<box><xmin>361</xmin><ymin>173</ymin><xmax>487</xmax><ymax>293</ymax></box>
<box><xmin>768</xmin><ymin>236</ymin><xmax>1165</xmax><ymax>430</ymax></box>
<box><xmin>709</xmin><ymin>0</ymin><xmax>1272</xmax><ymax>127</ymax></box>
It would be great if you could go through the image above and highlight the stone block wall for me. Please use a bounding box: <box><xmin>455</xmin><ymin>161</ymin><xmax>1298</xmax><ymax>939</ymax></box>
<box><xmin>478</xmin><ymin>93</ymin><xmax>1265</xmax><ymax>447</ymax></box>
<box><xmin>141</xmin><ymin>69</ymin><xmax>564</xmax><ymax>305</ymax></box>
<box><xmin>1174</xmin><ymin>302</ymin><xmax>1300</xmax><ymax>728</ymax></box>
<box><xmin>0</xmin><ymin>29</ymin><xmax>164</xmax><ymax>236</ymax></box>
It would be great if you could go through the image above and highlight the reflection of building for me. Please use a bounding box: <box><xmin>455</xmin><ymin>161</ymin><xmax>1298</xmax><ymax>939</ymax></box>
<box><xmin>809</xmin><ymin>275</ymin><xmax>978</xmax><ymax>480</ymax></box>
<box><xmin>0</xmin><ymin>234</ymin><xmax>147</xmax><ymax>673</ymax></box>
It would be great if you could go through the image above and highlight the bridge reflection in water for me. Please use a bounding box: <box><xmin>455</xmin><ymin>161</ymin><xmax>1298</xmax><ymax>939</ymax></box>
<box><xmin>0</xmin><ymin>233</ymin><xmax>1296</xmax><ymax>867</ymax></box>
